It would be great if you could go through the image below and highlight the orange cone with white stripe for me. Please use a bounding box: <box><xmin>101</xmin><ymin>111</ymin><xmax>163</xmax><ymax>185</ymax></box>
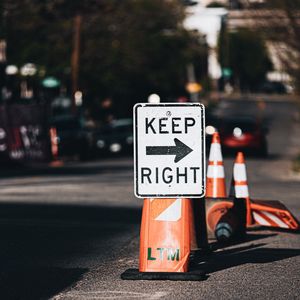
<box><xmin>49</xmin><ymin>127</ymin><xmax>63</xmax><ymax>167</ymax></box>
<box><xmin>49</xmin><ymin>127</ymin><xmax>58</xmax><ymax>159</ymax></box>
<box><xmin>230</xmin><ymin>152</ymin><xmax>299</xmax><ymax>231</ymax></box>
<box><xmin>139</xmin><ymin>198</ymin><xmax>191</xmax><ymax>272</ymax></box>
<box><xmin>231</xmin><ymin>152</ymin><xmax>253</xmax><ymax>226</ymax></box>
<box><xmin>206</xmin><ymin>132</ymin><xmax>226</xmax><ymax>198</ymax></box>
<box><xmin>121</xmin><ymin>198</ymin><xmax>205</xmax><ymax>280</ymax></box>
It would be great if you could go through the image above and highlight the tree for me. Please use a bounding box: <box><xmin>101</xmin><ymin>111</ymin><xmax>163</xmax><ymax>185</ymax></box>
<box><xmin>264</xmin><ymin>0</ymin><xmax>300</xmax><ymax>91</ymax></box>
<box><xmin>1</xmin><ymin>0</ymin><xmax>208</xmax><ymax>117</ymax></box>
<box><xmin>218</xmin><ymin>26</ymin><xmax>272</xmax><ymax>92</ymax></box>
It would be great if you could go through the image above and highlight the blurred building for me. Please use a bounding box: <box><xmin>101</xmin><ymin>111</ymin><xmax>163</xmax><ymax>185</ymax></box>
<box><xmin>184</xmin><ymin>5</ymin><xmax>227</xmax><ymax>84</ymax></box>
<box><xmin>0</xmin><ymin>40</ymin><xmax>7</xmax><ymax>96</ymax></box>
<box><xmin>227</xmin><ymin>9</ymin><xmax>294</xmax><ymax>87</ymax></box>
<box><xmin>200</xmin><ymin>0</ymin><xmax>264</xmax><ymax>9</ymax></box>
<box><xmin>184</xmin><ymin>0</ymin><xmax>296</xmax><ymax>91</ymax></box>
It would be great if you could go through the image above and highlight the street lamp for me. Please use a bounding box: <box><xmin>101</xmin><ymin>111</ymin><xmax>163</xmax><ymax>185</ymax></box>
<box><xmin>148</xmin><ymin>93</ymin><xmax>160</xmax><ymax>103</ymax></box>
<box><xmin>20</xmin><ymin>63</ymin><xmax>37</xmax><ymax>99</ymax></box>
<box><xmin>5</xmin><ymin>65</ymin><xmax>18</xmax><ymax>75</ymax></box>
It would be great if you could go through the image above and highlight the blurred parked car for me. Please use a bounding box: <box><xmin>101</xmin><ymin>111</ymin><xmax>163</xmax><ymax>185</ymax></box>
<box><xmin>50</xmin><ymin>115</ymin><xmax>94</xmax><ymax>160</ymax></box>
<box><xmin>259</xmin><ymin>81</ymin><xmax>287</xmax><ymax>94</ymax></box>
<box><xmin>206</xmin><ymin>116</ymin><xmax>268</xmax><ymax>156</ymax></box>
<box><xmin>94</xmin><ymin>119</ymin><xmax>133</xmax><ymax>156</ymax></box>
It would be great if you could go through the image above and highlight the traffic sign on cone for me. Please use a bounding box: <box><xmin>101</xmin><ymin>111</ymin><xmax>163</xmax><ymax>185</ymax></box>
<box><xmin>230</xmin><ymin>152</ymin><xmax>253</xmax><ymax>226</ymax></box>
<box><xmin>206</xmin><ymin>132</ymin><xmax>226</xmax><ymax>198</ymax></box>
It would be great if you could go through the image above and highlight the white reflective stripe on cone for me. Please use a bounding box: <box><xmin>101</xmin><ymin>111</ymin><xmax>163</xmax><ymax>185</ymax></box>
<box><xmin>208</xmin><ymin>143</ymin><xmax>223</xmax><ymax>162</ymax></box>
<box><xmin>233</xmin><ymin>163</ymin><xmax>247</xmax><ymax>181</ymax></box>
<box><xmin>261</xmin><ymin>211</ymin><xmax>289</xmax><ymax>228</ymax></box>
<box><xmin>207</xmin><ymin>165</ymin><xmax>225</xmax><ymax>178</ymax></box>
<box><xmin>155</xmin><ymin>198</ymin><xmax>182</xmax><ymax>222</ymax></box>
<box><xmin>234</xmin><ymin>185</ymin><xmax>249</xmax><ymax>198</ymax></box>
<box><xmin>253</xmin><ymin>211</ymin><xmax>271</xmax><ymax>226</ymax></box>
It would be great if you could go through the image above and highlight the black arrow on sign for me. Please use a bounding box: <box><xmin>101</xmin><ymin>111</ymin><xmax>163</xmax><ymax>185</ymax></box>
<box><xmin>146</xmin><ymin>138</ymin><xmax>193</xmax><ymax>163</ymax></box>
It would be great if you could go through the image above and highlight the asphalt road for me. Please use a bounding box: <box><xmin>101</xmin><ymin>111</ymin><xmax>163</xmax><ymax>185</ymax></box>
<box><xmin>0</xmin><ymin>98</ymin><xmax>299</xmax><ymax>299</ymax></box>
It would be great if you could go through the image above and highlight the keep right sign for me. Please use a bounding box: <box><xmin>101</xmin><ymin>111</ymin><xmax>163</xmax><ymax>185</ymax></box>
<box><xmin>134</xmin><ymin>103</ymin><xmax>206</xmax><ymax>198</ymax></box>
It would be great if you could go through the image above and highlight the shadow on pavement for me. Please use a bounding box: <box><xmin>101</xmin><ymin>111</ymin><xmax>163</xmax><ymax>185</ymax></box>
<box><xmin>0</xmin><ymin>203</ymin><xmax>141</xmax><ymax>299</ymax></box>
<box><xmin>193</xmin><ymin>243</ymin><xmax>300</xmax><ymax>275</ymax></box>
<box><xmin>0</xmin><ymin>163</ymin><xmax>133</xmax><ymax>179</ymax></box>
<box><xmin>247</xmin><ymin>226</ymin><xmax>300</xmax><ymax>234</ymax></box>
<box><xmin>206</xmin><ymin>247</ymin><xmax>300</xmax><ymax>274</ymax></box>
<box><xmin>0</xmin><ymin>202</ymin><xmax>141</xmax><ymax>223</ymax></box>
<box><xmin>0</xmin><ymin>267</ymin><xmax>87</xmax><ymax>300</ymax></box>
<box><xmin>209</xmin><ymin>232</ymin><xmax>278</xmax><ymax>251</ymax></box>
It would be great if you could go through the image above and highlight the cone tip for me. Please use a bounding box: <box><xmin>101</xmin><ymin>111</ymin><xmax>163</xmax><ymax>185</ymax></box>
<box><xmin>235</xmin><ymin>151</ymin><xmax>245</xmax><ymax>163</ymax></box>
<box><xmin>212</xmin><ymin>132</ymin><xmax>220</xmax><ymax>144</ymax></box>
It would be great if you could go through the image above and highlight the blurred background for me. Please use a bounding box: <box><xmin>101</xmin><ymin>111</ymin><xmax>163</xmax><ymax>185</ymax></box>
<box><xmin>1</xmin><ymin>1</ymin><xmax>300</xmax><ymax>298</ymax></box>
<box><xmin>0</xmin><ymin>0</ymin><xmax>299</xmax><ymax>163</ymax></box>
<box><xmin>0</xmin><ymin>0</ymin><xmax>300</xmax><ymax>161</ymax></box>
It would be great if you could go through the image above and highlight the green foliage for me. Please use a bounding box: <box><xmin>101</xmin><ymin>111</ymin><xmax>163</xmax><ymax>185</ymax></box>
<box><xmin>1</xmin><ymin>0</ymin><xmax>207</xmax><ymax>117</ymax></box>
<box><xmin>265</xmin><ymin>0</ymin><xmax>300</xmax><ymax>92</ymax></box>
<box><xmin>206</xmin><ymin>2</ymin><xmax>226</xmax><ymax>8</ymax></box>
<box><xmin>293</xmin><ymin>153</ymin><xmax>300</xmax><ymax>172</ymax></box>
<box><xmin>266</xmin><ymin>0</ymin><xmax>300</xmax><ymax>10</ymax></box>
<box><xmin>219</xmin><ymin>27</ymin><xmax>272</xmax><ymax>91</ymax></box>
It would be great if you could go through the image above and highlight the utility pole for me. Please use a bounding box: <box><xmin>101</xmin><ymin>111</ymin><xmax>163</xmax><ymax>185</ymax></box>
<box><xmin>186</xmin><ymin>63</ymin><xmax>201</xmax><ymax>102</ymax></box>
<box><xmin>71</xmin><ymin>14</ymin><xmax>82</xmax><ymax>113</ymax></box>
<box><xmin>0</xmin><ymin>40</ymin><xmax>7</xmax><ymax>100</ymax></box>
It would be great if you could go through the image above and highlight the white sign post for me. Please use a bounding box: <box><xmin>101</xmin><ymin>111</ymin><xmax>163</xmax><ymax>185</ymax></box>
<box><xmin>134</xmin><ymin>103</ymin><xmax>205</xmax><ymax>198</ymax></box>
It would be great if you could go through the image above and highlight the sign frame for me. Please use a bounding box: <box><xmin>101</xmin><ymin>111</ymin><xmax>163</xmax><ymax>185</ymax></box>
<box><xmin>134</xmin><ymin>102</ymin><xmax>205</xmax><ymax>199</ymax></box>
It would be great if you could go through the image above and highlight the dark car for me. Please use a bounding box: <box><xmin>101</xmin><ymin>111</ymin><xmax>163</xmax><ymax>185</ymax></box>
<box><xmin>259</xmin><ymin>81</ymin><xmax>287</xmax><ymax>94</ymax></box>
<box><xmin>206</xmin><ymin>116</ymin><xmax>268</xmax><ymax>156</ymax></box>
<box><xmin>50</xmin><ymin>115</ymin><xmax>94</xmax><ymax>160</ymax></box>
<box><xmin>94</xmin><ymin>119</ymin><xmax>133</xmax><ymax>156</ymax></box>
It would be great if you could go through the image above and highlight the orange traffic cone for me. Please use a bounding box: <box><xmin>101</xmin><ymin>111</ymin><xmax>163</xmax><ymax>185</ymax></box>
<box><xmin>231</xmin><ymin>152</ymin><xmax>253</xmax><ymax>226</ymax></box>
<box><xmin>49</xmin><ymin>127</ymin><xmax>63</xmax><ymax>167</ymax></box>
<box><xmin>230</xmin><ymin>152</ymin><xmax>299</xmax><ymax>231</ymax></box>
<box><xmin>207</xmin><ymin>200</ymin><xmax>232</xmax><ymax>238</ymax></box>
<box><xmin>139</xmin><ymin>198</ymin><xmax>190</xmax><ymax>273</ymax></box>
<box><xmin>121</xmin><ymin>198</ymin><xmax>205</xmax><ymax>280</ymax></box>
<box><xmin>206</xmin><ymin>197</ymin><xmax>246</xmax><ymax>243</ymax></box>
<box><xmin>206</xmin><ymin>132</ymin><xmax>226</xmax><ymax>198</ymax></box>
<box><xmin>207</xmin><ymin>151</ymin><xmax>299</xmax><ymax>236</ymax></box>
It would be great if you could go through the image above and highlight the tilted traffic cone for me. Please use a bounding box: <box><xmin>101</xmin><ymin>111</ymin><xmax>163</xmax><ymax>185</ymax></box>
<box><xmin>230</xmin><ymin>152</ymin><xmax>299</xmax><ymax>231</ymax></box>
<box><xmin>207</xmin><ymin>200</ymin><xmax>232</xmax><ymax>240</ymax></box>
<box><xmin>206</xmin><ymin>132</ymin><xmax>226</xmax><ymax>198</ymax></box>
<box><xmin>231</xmin><ymin>152</ymin><xmax>253</xmax><ymax>226</ymax></box>
<box><xmin>206</xmin><ymin>197</ymin><xmax>246</xmax><ymax>243</ymax></box>
<box><xmin>49</xmin><ymin>127</ymin><xmax>63</xmax><ymax>167</ymax></box>
<box><xmin>250</xmin><ymin>199</ymin><xmax>300</xmax><ymax>231</ymax></box>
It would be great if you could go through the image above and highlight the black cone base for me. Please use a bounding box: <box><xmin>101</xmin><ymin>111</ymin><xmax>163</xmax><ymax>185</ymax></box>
<box><xmin>121</xmin><ymin>268</ymin><xmax>206</xmax><ymax>281</ymax></box>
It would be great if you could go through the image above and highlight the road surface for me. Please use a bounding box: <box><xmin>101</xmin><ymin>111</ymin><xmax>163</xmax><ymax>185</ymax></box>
<box><xmin>0</xmin><ymin>98</ymin><xmax>299</xmax><ymax>299</ymax></box>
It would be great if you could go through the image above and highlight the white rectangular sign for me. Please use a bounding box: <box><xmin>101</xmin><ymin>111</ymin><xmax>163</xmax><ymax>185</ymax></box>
<box><xmin>134</xmin><ymin>103</ymin><xmax>205</xmax><ymax>198</ymax></box>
